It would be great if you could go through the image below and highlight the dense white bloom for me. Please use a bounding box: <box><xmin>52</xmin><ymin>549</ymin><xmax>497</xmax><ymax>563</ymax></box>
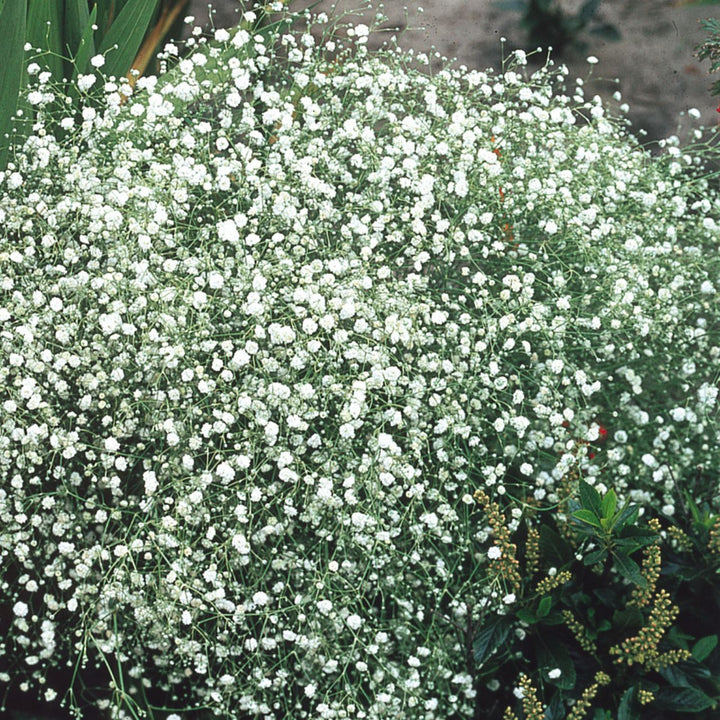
<box><xmin>1</xmin><ymin>9</ymin><xmax>718</xmax><ymax>720</ymax></box>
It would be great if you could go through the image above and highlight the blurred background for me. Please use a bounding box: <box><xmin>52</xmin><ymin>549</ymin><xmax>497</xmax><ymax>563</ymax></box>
<box><xmin>185</xmin><ymin>0</ymin><xmax>720</xmax><ymax>146</ymax></box>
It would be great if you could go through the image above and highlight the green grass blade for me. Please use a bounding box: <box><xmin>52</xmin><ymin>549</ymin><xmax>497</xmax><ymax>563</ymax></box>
<box><xmin>64</xmin><ymin>0</ymin><xmax>90</xmax><ymax>57</ymax></box>
<box><xmin>25</xmin><ymin>0</ymin><xmax>65</xmax><ymax>81</ymax></box>
<box><xmin>71</xmin><ymin>3</ymin><xmax>98</xmax><ymax>78</ymax></box>
<box><xmin>98</xmin><ymin>0</ymin><xmax>161</xmax><ymax>80</ymax></box>
<box><xmin>0</xmin><ymin>0</ymin><xmax>28</xmax><ymax>170</ymax></box>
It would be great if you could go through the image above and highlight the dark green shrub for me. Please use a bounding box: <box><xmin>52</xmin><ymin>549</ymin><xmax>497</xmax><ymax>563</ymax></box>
<box><xmin>473</xmin><ymin>476</ymin><xmax>720</xmax><ymax>719</ymax></box>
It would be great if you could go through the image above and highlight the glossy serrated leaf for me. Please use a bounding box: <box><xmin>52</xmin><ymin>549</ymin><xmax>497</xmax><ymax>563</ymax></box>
<box><xmin>583</xmin><ymin>547</ymin><xmax>607</xmax><ymax>566</ymax></box>
<box><xmin>655</xmin><ymin>686</ymin><xmax>717</xmax><ymax>713</ymax></box>
<box><xmin>0</xmin><ymin>0</ymin><xmax>27</xmax><ymax>170</ymax></box>
<box><xmin>612</xmin><ymin>551</ymin><xmax>646</xmax><ymax>587</ymax></box>
<box><xmin>473</xmin><ymin>617</ymin><xmax>512</xmax><ymax>666</ymax></box>
<box><xmin>573</xmin><ymin>508</ymin><xmax>602</xmax><ymax>528</ymax></box>
<box><xmin>538</xmin><ymin>524</ymin><xmax>573</xmax><ymax>567</ymax></box>
<box><xmin>579</xmin><ymin>480</ymin><xmax>603</xmax><ymax>518</ymax></box>
<box><xmin>99</xmin><ymin>0</ymin><xmax>160</xmax><ymax>80</ymax></box>
<box><xmin>614</xmin><ymin>502</ymin><xmax>640</xmax><ymax>528</ymax></box>
<box><xmin>537</xmin><ymin>595</ymin><xmax>553</xmax><ymax>618</ymax></box>
<box><xmin>692</xmin><ymin>634</ymin><xmax>718</xmax><ymax>663</ymax></box>
<box><xmin>612</xmin><ymin>606</ymin><xmax>644</xmax><ymax>634</ymax></box>
<box><xmin>600</xmin><ymin>487</ymin><xmax>617</xmax><ymax>520</ymax></box>
<box><xmin>617</xmin><ymin>687</ymin><xmax>638</xmax><ymax>720</ymax></box>
<box><xmin>535</xmin><ymin>637</ymin><xmax>576</xmax><ymax>690</ymax></box>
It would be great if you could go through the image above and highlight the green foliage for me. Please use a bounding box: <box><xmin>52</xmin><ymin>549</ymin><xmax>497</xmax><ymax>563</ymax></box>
<box><xmin>473</xmin><ymin>479</ymin><xmax>720</xmax><ymax>719</ymax></box>
<box><xmin>494</xmin><ymin>0</ymin><xmax>620</xmax><ymax>55</ymax></box>
<box><xmin>0</xmin><ymin>0</ymin><xmax>27</xmax><ymax>171</ymax></box>
<box><xmin>0</xmin><ymin>0</ymin><xmax>192</xmax><ymax>170</ymax></box>
<box><xmin>697</xmin><ymin>17</ymin><xmax>720</xmax><ymax>98</ymax></box>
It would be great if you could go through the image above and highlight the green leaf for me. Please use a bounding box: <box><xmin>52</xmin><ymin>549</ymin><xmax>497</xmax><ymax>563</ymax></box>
<box><xmin>572</xmin><ymin>509</ymin><xmax>602</xmax><ymax>528</ymax></box>
<box><xmin>473</xmin><ymin>617</ymin><xmax>512</xmax><ymax>666</ymax></box>
<box><xmin>583</xmin><ymin>547</ymin><xmax>607</xmax><ymax>565</ymax></box>
<box><xmin>613</xmin><ymin>551</ymin><xmax>647</xmax><ymax>587</ymax></box>
<box><xmin>536</xmin><ymin>636</ymin><xmax>576</xmax><ymax>690</ymax></box>
<box><xmin>0</xmin><ymin>0</ymin><xmax>27</xmax><ymax>170</ymax></box>
<box><xmin>600</xmin><ymin>488</ymin><xmax>617</xmax><ymax>520</ymax></box>
<box><xmin>692</xmin><ymin>634</ymin><xmax>718</xmax><ymax>663</ymax></box>
<box><xmin>538</xmin><ymin>525</ymin><xmax>573</xmax><ymax>567</ymax></box>
<box><xmin>612</xmin><ymin>606</ymin><xmax>644</xmax><ymax>635</ymax></box>
<box><xmin>26</xmin><ymin>0</ymin><xmax>64</xmax><ymax>81</ymax></box>
<box><xmin>63</xmin><ymin>0</ymin><xmax>90</xmax><ymax>57</ymax></box>
<box><xmin>617</xmin><ymin>686</ymin><xmax>637</xmax><ymax>720</ymax></box>
<box><xmin>71</xmin><ymin>3</ymin><xmax>97</xmax><ymax>79</ymax></box>
<box><xmin>614</xmin><ymin>502</ymin><xmax>639</xmax><ymax>528</ymax></box>
<box><xmin>98</xmin><ymin>0</ymin><xmax>160</xmax><ymax>80</ymax></box>
<box><xmin>655</xmin><ymin>686</ymin><xmax>717</xmax><ymax>713</ymax></box>
<box><xmin>579</xmin><ymin>480</ymin><xmax>603</xmax><ymax>518</ymax></box>
<box><xmin>544</xmin><ymin>692</ymin><xmax>565</xmax><ymax>720</ymax></box>
<box><xmin>537</xmin><ymin>595</ymin><xmax>553</xmax><ymax>618</ymax></box>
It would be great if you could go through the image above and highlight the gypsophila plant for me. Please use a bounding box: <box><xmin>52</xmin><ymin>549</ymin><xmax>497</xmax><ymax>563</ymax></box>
<box><xmin>0</xmin><ymin>0</ymin><xmax>719</xmax><ymax>717</ymax></box>
<box><xmin>473</xmin><ymin>479</ymin><xmax>720</xmax><ymax>720</ymax></box>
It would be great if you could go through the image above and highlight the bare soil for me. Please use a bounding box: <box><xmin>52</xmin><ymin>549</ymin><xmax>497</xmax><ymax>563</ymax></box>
<box><xmin>186</xmin><ymin>0</ymin><xmax>720</xmax><ymax>145</ymax></box>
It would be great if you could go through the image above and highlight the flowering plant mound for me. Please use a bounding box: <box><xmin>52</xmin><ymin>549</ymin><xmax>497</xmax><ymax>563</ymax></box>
<box><xmin>0</xmin><ymin>5</ymin><xmax>719</xmax><ymax>719</ymax></box>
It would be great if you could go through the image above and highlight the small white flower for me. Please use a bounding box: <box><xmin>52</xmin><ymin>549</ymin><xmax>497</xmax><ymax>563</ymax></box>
<box><xmin>13</xmin><ymin>601</ymin><xmax>28</xmax><ymax>618</ymax></box>
<box><xmin>252</xmin><ymin>591</ymin><xmax>269</xmax><ymax>606</ymax></box>
<box><xmin>143</xmin><ymin>470</ymin><xmax>158</xmax><ymax>495</ymax></box>
<box><xmin>487</xmin><ymin>546</ymin><xmax>502</xmax><ymax>560</ymax></box>
<box><xmin>548</xmin><ymin>668</ymin><xmax>562</xmax><ymax>679</ymax></box>
<box><xmin>90</xmin><ymin>55</ymin><xmax>106</xmax><ymax>68</ymax></box>
<box><xmin>317</xmin><ymin>599</ymin><xmax>333</xmax><ymax>615</ymax></box>
<box><xmin>346</xmin><ymin>613</ymin><xmax>363</xmax><ymax>630</ymax></box>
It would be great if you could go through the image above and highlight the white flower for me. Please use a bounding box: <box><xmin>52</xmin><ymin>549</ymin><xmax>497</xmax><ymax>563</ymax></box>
<box><xmin>90</xmin><ymin>55</ymin><xmax>106</xmax><ymax>68</ymax></box>
<box><xmin>13</xmin><ymin>602</ymin><xmax>28</xmax><ymax>618</ymax></box>
<box><xmin>252</xmin><ymin>591</ymin><xmax>269</xmax><ymax>606</ymax></box>
<box><xmin>77</xmin><ymin>74</ymin><xmax>97</xmax><ymax>92</ymax></box>
<box><xmin>217</xmin><ymin>218</ymin><xmax>239</xmax><ymax>244</ymax></box>
<box><xmin>98</xmin><ymin>312</ymin><xmax>123</xmax><ymax>334</ymax></box>
<box><xmin>346</xmin><ymin>613</ymin><xmax>363</xmax><ymax>630</ymax></box>
<box><xmin>487</xmin><ymin>546</ymin><xmax>502</xmax><ymax>560</ymax></box>
<box><xmin>317</xmin><ymin>599</ymin><xmax>333</xmax><ymax>615</ymax></box>
<box><xmin>548</xmin><ymin>668</ymin><xmax>562</xmax><ymax>679</ymax></box>
<box><xmin>143</xmin><ymin>470</ymin><xmax>158</xmax><ymax>495</ymax></box>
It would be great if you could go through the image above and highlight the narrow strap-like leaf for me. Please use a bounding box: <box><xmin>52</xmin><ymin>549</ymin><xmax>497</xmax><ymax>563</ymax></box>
<box><xmin>26</xmin><ymin>0</ymin><xmax>65</xmax><ymax>81</ymax></box>
<box><xmin>64</xmin><ymin>0</ymin><xmax>90</xmax><ymax>58</ymax></box>
<box><xmin>71</xmin><ymin>3</ymin><xmax>98</xmax><ymax>79</ymax></box>
<box><xmin>0</xmin><ymin>0</ymin><xmax>28</xmax><ymax>170</ymax></box>
<box><xmin>98</xmin><ymin>0</ymin><xmax>161</xmax><ymax>81</ymax></box>
<box><xmin>126</xmin><ymin>0</ymin><xmax>189</xmax><ymax>86</ymax></box>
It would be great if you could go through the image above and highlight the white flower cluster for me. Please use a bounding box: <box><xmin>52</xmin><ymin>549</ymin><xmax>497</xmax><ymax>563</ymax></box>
<box><xmin>0</xmin><ymin>7</ymin><xmax>718</xmax><ymax>720</ymax></box>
